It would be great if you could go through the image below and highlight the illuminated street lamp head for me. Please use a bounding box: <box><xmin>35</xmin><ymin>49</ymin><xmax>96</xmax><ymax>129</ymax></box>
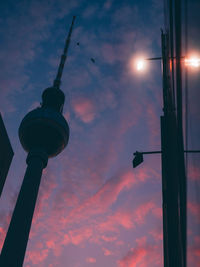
<box><xmin>185</xmin><ymin>56</ymin><xmax>200</xmax><ymax>68</ymax></box>
<box><xmin>136</xmin><ymin>59</ymin><xmax>146</xmax><ymax>71</ymax></box>
<box><xmin>129</xmin><ymin>55</ymin><xmax>150</xmax><ymax>75</ymax></box>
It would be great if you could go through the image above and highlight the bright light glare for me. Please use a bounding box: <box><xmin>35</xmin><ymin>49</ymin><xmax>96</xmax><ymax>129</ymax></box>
<box><xmin>136</xmin><ymin>60</ymin><xmax>146</xmax><ymax>71</ymax></box>
<box><xmin>129</xmin><ymin>55</ymin><xmax>148</xmax><ymax>75</ymax></box>
<box><xmin>185</xmin><ymin>57</ymin><xmax>200</xmax><ymax>68</ymax></box>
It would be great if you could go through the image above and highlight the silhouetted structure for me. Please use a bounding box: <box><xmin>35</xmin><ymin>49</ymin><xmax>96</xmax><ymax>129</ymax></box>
<box><xmin>0</xmin><ymin>16</ymin><xmax>75</xmax><ymax>267</ymax></box>
<box><xmin>160</xmin><ymin>29</ymin><xmax>185</xmax><ymax>267</ymax></box>
<box><xmin>133</xmin><ymin>0</ymin><xmax>187</xmax><ymax>266</ymax></box>
<box><xmin>162</xmin><ymin>0</ymin><xmax>187</xmax><ymax>266</ymax></box>
<box><xmin>0</xmin><ymin>113</ymin><xmax>14</xmax><ymax>197</ymax></box>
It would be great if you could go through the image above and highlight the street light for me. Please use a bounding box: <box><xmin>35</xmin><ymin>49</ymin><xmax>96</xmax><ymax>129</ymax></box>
<box><xmin>132</xmin><ymin>29</ymin><xmax>200</xmax><ymax>267</ymax></box>
<box><xmin>134</xmin><ymin>57</ymin><xmax>162</xmax><ymax>73</ymax></box>
<box><xmin>132</xmin><ymin>150</ymin><xmax>200</xmax><ymax>168</ymax></box>
<box><xmin>135</xmin><ymin>55</ymin><xmax>200</xmax><ymax>72</ymax></box>
<box><xmin>136</xmin><ymin>59</ymin><xmax>146</xmax><ymax>71</ymax></box>
<box><xmin>129</xmin><ymin>55</ymin><xmax>149</xmax><ymax>73</ymax></box>
<box><xmin>184</xmin><ymin>56</ymin><xmax>200</xmax><ymax>68</ymax></box>
<box><xmin>132</xmin><ymin>151</ymin><xmax>143</xmax><ymax>168</ymax></box>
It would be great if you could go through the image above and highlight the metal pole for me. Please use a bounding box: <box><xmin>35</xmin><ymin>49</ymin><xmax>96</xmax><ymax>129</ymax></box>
<box><xmin>161</xmin><ymin>31</ymin><xmax>182</xmax><ymax>267</ymax></box>
<box><xmin>0</xmin><ymin>149</ymin><xmax>48</xmax><ymax>267</ymax></box>
<box><xmin>174</xmin><ymin>0</ymin><xmax>187</xmax><ymax>265</ymax></box>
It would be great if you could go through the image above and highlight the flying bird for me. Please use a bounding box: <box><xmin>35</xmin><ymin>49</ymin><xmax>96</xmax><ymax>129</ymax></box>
<box><xmin>76</xmin><ymin>43</ymin><xmax>96</xmax><ymax>64</ymax></box>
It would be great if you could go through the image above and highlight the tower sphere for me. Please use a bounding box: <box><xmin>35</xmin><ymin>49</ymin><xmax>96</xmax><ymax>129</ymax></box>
<box><xmin>18</xmin><ymin>107</ymin><xmax>69</xmax><ymax>158</ymax></box>
<box><xmin>42</xmin><ymin>87</ymin><xmax>65</xmax><ymax>113</ymax></box>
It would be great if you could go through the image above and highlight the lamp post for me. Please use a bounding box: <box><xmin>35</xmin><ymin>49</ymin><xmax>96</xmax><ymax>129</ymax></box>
<box><xmin>133</xmin><ymin>18</ymin><xmax>200</xmax><ymax>263</ymax></box>
<box><xmin>133</xmin><ymin>30</ymin><xmax>187</xmax><ymax>266</ymax></box>
<box><xmin>0</xmin><ymin>16</ymin><xmax>75</xmax><ymax>267</ymax></box>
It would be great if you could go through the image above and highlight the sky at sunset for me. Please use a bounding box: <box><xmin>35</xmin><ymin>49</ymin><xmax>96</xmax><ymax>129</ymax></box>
<box><xmin>0</xmin><ymin>0</ymin><xmax>200</xmax><ymax>266</ymax></box>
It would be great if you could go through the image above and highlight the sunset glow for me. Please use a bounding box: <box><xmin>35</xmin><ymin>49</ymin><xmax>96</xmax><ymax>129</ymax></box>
<box><xmin>0</xmin><ymin>0</ymin><xmax>199</xmax><ymax>267</ymax></box>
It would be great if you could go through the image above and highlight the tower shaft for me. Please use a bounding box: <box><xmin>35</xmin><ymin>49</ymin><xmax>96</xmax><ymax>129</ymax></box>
<box><xmin>0</xmin><ymin>149</ymin><xmax>48</xmax><ymax>266</ymax></box>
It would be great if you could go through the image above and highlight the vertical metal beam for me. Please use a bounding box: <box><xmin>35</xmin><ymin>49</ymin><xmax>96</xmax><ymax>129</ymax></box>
<box><xmin>161</xmin><ymin>31</ymin><xmax>183</xmax><ymax>267</ymax></box>
<box><xmin>174</xmin><ymin>0</ymin><xmax>187</xmax><ymax>265</ymax></box>
<box><xmin>161</xmin><ymin>115</ymin><xmax>181</xmax><ymax>267</ymax></box>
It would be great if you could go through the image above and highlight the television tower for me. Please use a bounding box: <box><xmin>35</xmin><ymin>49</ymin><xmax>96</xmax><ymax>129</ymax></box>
<box><xmin>0</xmin><ymin>16</ymin><xmax>76</xmax><ymax>267</ymax></box>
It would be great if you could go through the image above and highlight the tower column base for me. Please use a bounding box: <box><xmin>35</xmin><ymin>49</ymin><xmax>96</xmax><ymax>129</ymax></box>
<box><xmin>0</xmin><ymin>149</ymin><xmax>48</xmax><ymax>267</ymax></box>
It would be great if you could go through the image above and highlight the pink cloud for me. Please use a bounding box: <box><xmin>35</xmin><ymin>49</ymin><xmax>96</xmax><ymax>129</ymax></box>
<box><xmin>150</xmin><ymin>228</ymin><xmax>163</xmax><ymax>241</ymax></box>
<box><xmin>0</xmin><ymin>212</ymin><xmax>12</xmax><ymax>252</ymax></box>
<box><xmin>72</xmin><ymin>97</ymin><xmax>97</xmax><ymax>123</ymax></box>
<box><xmin>103</xmin><ymin>247</ymin><xmax>113</xmax><ymax>256</ymax></box>
<box><xmin>97</xmin><ymin>211</ymin><xmax>134</xmax><ymax>234</ymax></box>
<box><xmin>152</xmin><ymin>206</ymin><xmax>162</xmax><ymax>219</ymax></box>
<box><xmin>0</xmin><ymin>226</ymin><xmax>6</xmax><ymax>250</ymax></box>
<box><xmin>118</xmin><ymin>246</ymin><xmax>148</xmax><ymax>267</ymax></box>
<box><xmin>118</xmin><ymin>238</ymin><xmax>162</xmax><ymax>267</ymax></box>
<box><xmin>101</xmin><ymin>235</ymin><xmax>117</xmax><ymax>242</ymax></box>
<box><xmin>188</xmin><ymin>201</ymin><xmax>200</xmax><ymax>223</ymax></box>
<box><xmin>188</xmin><ymin>165</ymin><xmax>200</xmax><ymax>181</ymax></box>
<box><xmin>69</xmin><ymin>228</ymin><xmax>93</xmax><ymax>245</ymax></box>
<box><xmin>188</xmin><ymin>235</ymin><xmax>200</xmax><ymax>267</ymax></box>
<box><xmin>134</xmin><ymin>201</ymin><xmax>156</xmax><ymax>224</ymax></box>
<box><xmin>136</xmin><ymin>236</ymin><xmax>147</xmax><ymax>246</ymax></box>
<box><xmin>58</xmin><ymin>170</ymin><xmax>138</xmax><ymax>225</ymax></box>
<box><xmin>26</xmin><ymin>248</ymin><xmax>49</xmax><ymax>265</ymax></box>
<box><xmin>23</xmin><ymin>166</ymin><xmax>160</xmax><ymax>266</ymax></box>
<box><xmin>46</xmin><ymin>240</ymin><xmax>55</xmax><ymax>249</ymax></box>
<box><xmin>86</xmin><ymin>257</ymin><xmax>96</xmax><ymax>263</ymax></box>
<box><xmin>97</xmin><ymin>200</ymin><xmax>159</xmax><ymax>235</ymax></box>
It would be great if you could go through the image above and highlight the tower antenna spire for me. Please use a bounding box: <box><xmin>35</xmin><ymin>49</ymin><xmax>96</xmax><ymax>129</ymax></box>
<box><xmin>41</xmin><ymin>16</ymin><xmax>76</xmax><ymax>113</ymax></box>
<box><xmin>53</xmin><ymin>15</ymin><xmax>76</xmax><ymax>89</ymax></box>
